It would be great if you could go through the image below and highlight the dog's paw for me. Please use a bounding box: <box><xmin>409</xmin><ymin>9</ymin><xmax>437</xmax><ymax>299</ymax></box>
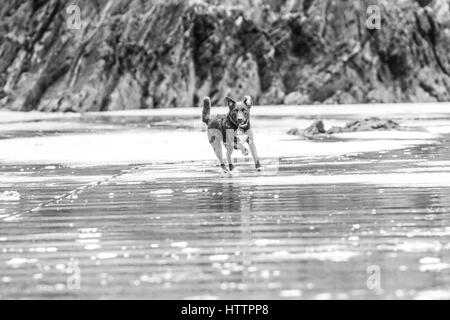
<box><xmin>220</xmin><ymin>164</ymin><xmax>229</xmax><ymax>174</ymax></box>
<box><xmin>255</xmin><ymin>162</ymin><xmax>263</xmax><ymax>172</ymax></box>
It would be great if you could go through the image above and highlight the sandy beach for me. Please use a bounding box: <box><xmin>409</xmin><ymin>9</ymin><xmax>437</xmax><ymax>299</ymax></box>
<box><xmin>1</xmin><ymin>103</ymin><xmax>450</xmax><ymax>299</ymax></box>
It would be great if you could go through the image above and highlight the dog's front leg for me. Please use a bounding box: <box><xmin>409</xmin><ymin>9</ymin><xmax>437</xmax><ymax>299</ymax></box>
<box><xmin>247</xmin><ymin>129</ymin><xmax>262</xmax><ymax>171</ymax></box>
<box><xmin>226</xmin><ymin>144</ymin><xmax>235</xmax><ymax>172</ymax></box>
<box><xmin>225</xmin><ymin>129</ymin><xmax>236</xmax><ymax>172</ymax></box>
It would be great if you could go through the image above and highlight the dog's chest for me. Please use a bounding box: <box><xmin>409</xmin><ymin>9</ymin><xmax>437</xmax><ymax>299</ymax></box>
<box><xmin>235</xmin><ymin>128</ymin><xmax>248</xmax><ymax>144</ymax></box>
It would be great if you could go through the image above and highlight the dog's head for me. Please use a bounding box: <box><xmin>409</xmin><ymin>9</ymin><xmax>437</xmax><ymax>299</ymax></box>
<box><xmin>225</xmin><ymin>96</ymin><xmax>253</xmax><ymax>127</ymax></box>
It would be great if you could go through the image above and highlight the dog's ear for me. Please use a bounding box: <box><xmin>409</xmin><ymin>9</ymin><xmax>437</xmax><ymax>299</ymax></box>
<box><xmin>225</xmin><ymin>96</ymin><xmax>236</xmax><ymax>109</ymax></box>
<box><xmin>243</xmin><ymin>96</ymin><xmax>253</xmax><ymax>108</ymax></box>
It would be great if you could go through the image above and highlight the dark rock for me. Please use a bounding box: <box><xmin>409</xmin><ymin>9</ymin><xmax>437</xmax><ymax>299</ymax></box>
<box><xmin>288</xmin><ymin>117</ymin><xmax>401</xmax><ymax>138</ymax></box>
<box><xmin>288</xmin><ymin>119</ymin><xmax>326</xmax><ymax>139</ymax></box>
<box><xmin>0</xmin><ymin>0</ymin><xmax>449</xmax><ymax>111</ymax></box>
<box><xmin>286</xmin><ymin>128</ymin><xmax>301</xmax><ymax>136</ymax></box>
<box><xmin>303</xmin><ymin>120</ymin><xmax>326</xmax><ymax>136</ymax></box>
<box><xmin>326</xmin><ymin>118</ymin><xmax>400</xmax><ymax>134</ymax></box>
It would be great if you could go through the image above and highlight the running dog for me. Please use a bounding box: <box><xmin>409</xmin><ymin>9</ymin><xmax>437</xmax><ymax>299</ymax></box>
<box><xmin>202</xmin><ymin>96</ymin><xmax>262</xmax><ymax>173</ymax></box>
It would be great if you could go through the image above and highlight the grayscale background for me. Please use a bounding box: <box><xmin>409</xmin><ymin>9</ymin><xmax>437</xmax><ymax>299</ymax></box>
<box><xmin>1</xmin><ymin>0</ymin><xmax>450</xmax><ymax>300</ymax></box>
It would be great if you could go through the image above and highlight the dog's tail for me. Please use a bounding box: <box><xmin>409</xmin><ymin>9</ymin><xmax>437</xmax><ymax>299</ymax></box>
<box><xmin>202</xmin><ymin>96</ymin><xmax>211</xmax><ymax>125</ymax></box>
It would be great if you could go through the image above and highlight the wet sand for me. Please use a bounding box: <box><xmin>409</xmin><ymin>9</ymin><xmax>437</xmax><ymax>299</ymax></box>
<box><xmin>1</xmin><ymin>103</ymin><xmax>450</xmax><ymax>299</ymax></box>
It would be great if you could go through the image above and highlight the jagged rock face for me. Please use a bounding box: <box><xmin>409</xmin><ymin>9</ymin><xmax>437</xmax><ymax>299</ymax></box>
<box><xmin>0</xmin><ymin>0</ymin><xmax>449</xmax><ymax>112</ymax></box>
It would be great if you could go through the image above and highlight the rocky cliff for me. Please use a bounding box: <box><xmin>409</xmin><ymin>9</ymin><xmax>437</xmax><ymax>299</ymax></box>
<box><xmin>0</xmin><ymin>0</ymin><xmax>449</xmax><ymax>112</ymax></box>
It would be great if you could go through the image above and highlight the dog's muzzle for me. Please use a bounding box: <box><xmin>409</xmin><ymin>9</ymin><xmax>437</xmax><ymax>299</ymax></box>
<box><xmin>237</xmin><ymin>119</ymin><xmax>248</xmax><ymax>127</ymax></box>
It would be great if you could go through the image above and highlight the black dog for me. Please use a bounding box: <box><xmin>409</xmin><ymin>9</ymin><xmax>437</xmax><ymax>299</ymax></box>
<box><xmin>202</xmin><ymin>96</ymin><xmax>262</xmax><ymax>173</ymax></box>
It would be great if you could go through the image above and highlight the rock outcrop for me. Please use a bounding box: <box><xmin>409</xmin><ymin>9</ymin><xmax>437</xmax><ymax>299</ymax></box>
<box><xmin>287</xmin><ymin>120</ymin><xmax>326</xmax><ymax>138</ymax></box>
<box><xmin>327</xmin><ymin>118</ymin><xmax>400</xmax><ymax>134</ymax></box>
<box><xmin>289</xmin><ymin>117</ymin><xmax>401</xmax><ymax>139</ymax></box>
<box><xmin>0</xmin><ymin>0</ymin><xmax>449</xmax><ymax>112</ymax></box>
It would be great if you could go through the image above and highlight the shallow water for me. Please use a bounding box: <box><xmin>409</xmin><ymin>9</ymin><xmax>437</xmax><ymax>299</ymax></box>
<box><xmin>1</xmin><ymin>106</ymin><xmax>450</xmax><ymax>299</ymax></box>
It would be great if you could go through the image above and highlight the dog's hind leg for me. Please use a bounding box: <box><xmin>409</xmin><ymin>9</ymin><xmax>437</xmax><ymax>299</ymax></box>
<box><xmin>208</xmin><ymin>129</ymin><xmax>227</xmax><ymax>173</ymax></box>
<box><xmin>247</xmin><ymin>129</ymin><xmax>263</xmax><ymax>171</ymax></box>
